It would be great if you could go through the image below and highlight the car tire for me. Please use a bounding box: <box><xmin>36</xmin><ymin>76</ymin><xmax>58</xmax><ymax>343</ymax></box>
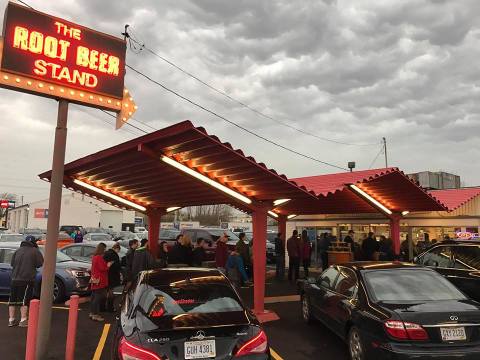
<box><xmin>348</xmin><ymin>326</ymin><xmax>366</xmax><ymax>360</ymax></box>
<box><xmin>53</xmin><ymin>278</ymin><xmax>65</xmax><ymax>304</ymax></box>
<box><xmin>301</xmin><ymin>294</ymin><xmax>314</xmax><ymax>324</ymax></box>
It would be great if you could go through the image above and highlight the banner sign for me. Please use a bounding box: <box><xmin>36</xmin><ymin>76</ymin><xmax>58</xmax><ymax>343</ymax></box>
<box><xmin>0</xmin><ymin>199</ymin><xmax>15</xmax><ymax>209</ymax></box>
<box><xmin>1</xmin><ymin>2</ymin><xmax>126</xmax><ymax>98</ymax></box>
<box><xmin>34</xmin><ymin>208</ymin><xmax>48</xmax><ymax>218</ymax></box>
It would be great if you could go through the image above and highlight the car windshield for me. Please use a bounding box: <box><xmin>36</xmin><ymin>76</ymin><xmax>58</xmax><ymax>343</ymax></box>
<box><xmin>38</xmin><ymin>247</ymin><xmax>73</xmax><ymax>263</ymax></box>
<box><xmin>364</xmin><ymin>269</ymin><xmax>467</xmax><ymax>302</ymax></box>
<box><xmin>136</xmin><ymin>280</ymin><xmax>243</xmax><ymax>319</ymax></box>
<box><xmin>0</xmin><ymin>234</ymin><xmax>25</xmax><ymax>242</ymax></box>
<box><xmin>90</xmin><ymin>234</ymin><xmax>112</xmax><ymax>242</ymax></box>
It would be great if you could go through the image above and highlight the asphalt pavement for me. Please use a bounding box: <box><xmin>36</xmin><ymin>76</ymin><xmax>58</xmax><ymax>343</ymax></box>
<box><xmin>0</xmin><ymin>271</ymin><xmax>350</xmax><ymax>360</ymax></box>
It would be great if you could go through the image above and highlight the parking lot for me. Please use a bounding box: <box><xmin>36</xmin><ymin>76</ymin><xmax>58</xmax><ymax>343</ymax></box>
<box><xmin>0</xmin><ymin>277</ymin><xmax>349</xmax><ymax>360</ymax></box>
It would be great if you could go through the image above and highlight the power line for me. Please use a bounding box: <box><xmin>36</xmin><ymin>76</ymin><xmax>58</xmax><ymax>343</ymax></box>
<box><xmin>16</xmin><ymin>0</ymin><xmax>33</xmax><ymax>9</ymax></box>
<box><xmin>368</xmin><ymin>145</ymin><xmax>385</xmax><ymax>169</ymax></box>
<box><xmin>126</xmin><ymin>64</ymin><xmax>348</xmax><ymax>171</ymax></box>
<box><xmin>127</xmin><ymin>35</ymin><xmax>381</xmax><ymax>147</ymax></box>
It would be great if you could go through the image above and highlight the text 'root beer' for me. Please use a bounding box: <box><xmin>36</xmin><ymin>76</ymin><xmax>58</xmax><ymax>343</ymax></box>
<box><xmin>12</xmin><ymin>22</ymin><xmax>120</xmax><ymax>89</ymax></box>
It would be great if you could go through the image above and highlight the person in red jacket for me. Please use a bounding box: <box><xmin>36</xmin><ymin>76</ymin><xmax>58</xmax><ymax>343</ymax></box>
<box><xmin>89</xmin><ymin>243</ymin><xmax>112</xmax><ymax>322</ymax></box>
<box><xmin>215</xmin><ymin>233</ymin><xmax>229</xmax><ymax>272</ymax></box>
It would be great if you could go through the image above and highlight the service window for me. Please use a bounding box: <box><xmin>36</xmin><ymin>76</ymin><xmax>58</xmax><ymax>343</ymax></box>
<box><xmin>317</xmin><ymin>266</ymin><xmax>339</xmax><ymax>290</ymax></box>
<box><xmin>65</xmin><ymin>246</ymin><xmax>82</xmax><ymax>257</ymax></box>
<box><xmin>422</xmin><ymin>246</ymin><xmax>454</xmax><ymax>268</ymax></box>
<box><xmin>335</xmin><ymin>267</ymin><xmax>357</xmax><ymax>298</ymax></box>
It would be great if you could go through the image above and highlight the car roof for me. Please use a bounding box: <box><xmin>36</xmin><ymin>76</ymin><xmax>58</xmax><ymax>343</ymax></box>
<box><xmin>340</xmin><ymin>261</ymin><xmax>424</xmax><ymax>271</ymax></box>
<box><xmin>87</xmin><ymin>233</ymin><xmax>111</xmax><ymax>236</ymax></box>
<box><xmin>62</xmin><ymin>241</ymin><xmax>122</xmax><ymax>248</ymax></box>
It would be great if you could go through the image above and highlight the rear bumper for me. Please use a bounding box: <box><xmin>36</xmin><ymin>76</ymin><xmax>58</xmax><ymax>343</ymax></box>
<box><xmin>374</xmin><ymin>343</ymin><xmax>480</xmax><ymax>359</ymax></box>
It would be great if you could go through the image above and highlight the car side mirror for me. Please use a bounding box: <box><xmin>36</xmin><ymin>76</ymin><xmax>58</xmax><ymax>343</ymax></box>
<box><xmin>432</xmin><ymin>260</ymin><xmax>439</xmax><ymax>267</ymax></box>
<box><xmin>413</xmin><ymin>256</ymin><xmax>418</xmax><ymax>263</ymax></box>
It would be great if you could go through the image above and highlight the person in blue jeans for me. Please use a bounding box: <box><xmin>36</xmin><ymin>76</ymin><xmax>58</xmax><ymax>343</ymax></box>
<box><xmin>226</xmin><ymin>251</ymin><xmax>250</xmax><ymax>287</ymax></box>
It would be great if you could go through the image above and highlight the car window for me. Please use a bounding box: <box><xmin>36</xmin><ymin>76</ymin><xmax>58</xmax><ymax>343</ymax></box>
<box><xmin>0</xmin><ymin>234</ymin><xmax>25</xmax><ymax>242</ymax></box>
<box><xmin>421</xmin><ymin>246</ymin><xmax>454</xmax><ymax>268</ymax></box>
<box><xmin>453</xmin><ymin>245</ymin><xmax>480</xmax><ymax>269</ymax></box>
<box><xmin>4</xmin><ymin>249</ymin><xmax>16</xmax><ymax>264</ymax></box>
<box><xmin>364</xmin><ymin>269</ymin><xmax>466</xmax><ymax>302</ymax></box>
<box><xmin>335</xmin><ymin>267</ymin><xmax>357</xmax><ymax>298</ymax></box>
<box><xmin>83</xmin><ymin>247</ymin><xmax>95</xmax><ymax>258</ymax></box>
<box><xmin>317</xmin><ymin>267</ymin><xmax>339</xmax><ymax>289</ymax></box>
<box><xmin>91</xmin><ymin>234</ymin><xmax>111</xmax><ymax>242</ymax></box>
<box><xmin>65</xmin><ymin>246</ymin><xmax>82</xmax><ymax>257</ymax></box>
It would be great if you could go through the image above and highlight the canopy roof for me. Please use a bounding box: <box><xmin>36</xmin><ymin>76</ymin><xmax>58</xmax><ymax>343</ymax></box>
<box><xmin>39</xmin><ymin>120</ymin><xmax>316</xmax><ymax>213</ymax></box>
<box><xmin>39</xmin><ymin>121</ymin><xmax>447</xmax><ymax>216</ymax></box>
<box><xmin>278</xmin><ymin>168</ymin><xmax>447</xmax><ymax>215</ymax></box>
<box><xmin>429</xmin><ymin>187</ymin><xmax>480</xmax><ymax>212</ymax></box>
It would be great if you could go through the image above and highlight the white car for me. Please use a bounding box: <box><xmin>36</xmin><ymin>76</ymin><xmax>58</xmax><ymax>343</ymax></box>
<box><xmin>0</xmin><ymin>233</ymin><xmax>25</xmax><ymax>242</ymax></box>
<box><xmin>83</xmin><ymin>232</ymin><xmax>113</xmax><ymax>242</ymax></box>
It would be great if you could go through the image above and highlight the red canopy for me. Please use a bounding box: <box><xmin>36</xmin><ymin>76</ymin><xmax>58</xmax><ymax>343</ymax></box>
<box><xmin>429</xmin><ymin>188</ymin><xmax>480</xmax><ymax>212</ymax></box>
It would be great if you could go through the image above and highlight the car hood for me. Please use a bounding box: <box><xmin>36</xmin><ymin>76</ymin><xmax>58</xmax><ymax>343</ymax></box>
<box><xmin>379</xmin><ymin>299</ymin><xmax>480</xmax><ymax>325</ymax></box>
<box><xmin>54</xmin><ymin>260</ymin><xmax>91</xmax><ymax>270</ymax></box>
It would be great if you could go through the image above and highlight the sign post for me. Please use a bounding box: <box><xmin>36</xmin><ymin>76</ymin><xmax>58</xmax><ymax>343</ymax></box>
<box><xmin>0</xmin><ymin>3</ymin><xmax>137</xmax><ymax>358</ymax></box>
<box><xmin>36</xmin><ymin>99</ymin><xmax>68</xmax><ymax>359</ymax></box>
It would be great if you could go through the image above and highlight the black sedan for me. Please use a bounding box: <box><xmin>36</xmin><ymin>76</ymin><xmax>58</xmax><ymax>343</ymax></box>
<box><xmin>112</xmin><ymin>268</ymin><xmax>270</xmax><ymax>359</ymax></box>
<box><xmin>300</xmin><ymin>262</ymin><xmax>480</xmax><ymax>360</ymax></box>
<box><xmin>414</xmin><ymin>240</ymin><xmax>480</xmax><ymax>302</ymax></box>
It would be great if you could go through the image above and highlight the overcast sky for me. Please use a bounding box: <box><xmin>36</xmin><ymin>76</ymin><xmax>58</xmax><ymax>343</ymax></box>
<box><xmin>1</xmin><ymin>0</ymin><xmax>479</xmax><ymax>204</ymax></box>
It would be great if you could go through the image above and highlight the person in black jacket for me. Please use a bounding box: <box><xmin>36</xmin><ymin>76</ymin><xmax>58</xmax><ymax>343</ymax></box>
<box><xmin>8</xmin><ymin>236</ymin><xmax>44</xmax><ymax>327</ymax></box>
<box><xmin>158</xmin><ymin>241</ymin><xmax>169</xmax><ymax>268</ymax></box>
<box><xmin>131</xmin><ymin>242</ymin><xmax>158</xmax><ymax>279</ymax></box>
<box><xmin>274</xmin><ymin>233</ymin><xmax>285</xmax><ymax>280</ymax></box>
<box><xmin>361</xmin><ymin>232</ymin><xmax>380</xmax><ymax>261</ymax></box>
<box><xmin>168</xmin><ymin>235</ymin><xmax>193</xmax><ymax>265</ymax></box>
<box><xmin>103</xmin><ymin>243</ymin><xmax>122</xmax><ymax>312</ymax></box>
<box><xmin>192</xmin><ymin>238</ymin><xmax>206</xmax><ymax>267</ymax></box>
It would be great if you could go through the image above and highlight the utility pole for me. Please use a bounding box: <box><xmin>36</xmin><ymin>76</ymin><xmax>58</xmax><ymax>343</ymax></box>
<box><xmin>383</xmin><ymin>137</ymin><xmax>388</xmax><ymax>168</ymax></box>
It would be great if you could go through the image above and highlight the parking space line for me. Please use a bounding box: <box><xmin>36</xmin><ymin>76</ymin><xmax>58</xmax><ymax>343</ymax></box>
<box><xmin>271</xmin><ymin>347</ymin><xmax>284</xmax><ymax>360</ymax></box>
<box><xmin>264</xmin><ymin>295</ymin><xmax>300</xmax><ymax>304</ymax></box>
<box><xmin>93</xmin><ymin>323</ymin><xmax>111</xmax><ymax>360</ymax></box>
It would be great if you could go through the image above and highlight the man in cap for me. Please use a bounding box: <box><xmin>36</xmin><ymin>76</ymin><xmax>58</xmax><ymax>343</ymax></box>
<box><xmin>8</xmin><ymin>235</ymin><xmax>44</xmax><ymax>327</ymax></box>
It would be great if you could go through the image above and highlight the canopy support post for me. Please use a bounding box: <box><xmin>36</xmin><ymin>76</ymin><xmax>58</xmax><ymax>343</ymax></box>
<box><xmin>390</xmin><ymin>214</ymin><xmax>401</xmax><ymax>256</ymax></box>
<box><xmin>147</xmin><ymin>208</ymin><xmax>164</xmax><ymax>258</ymax></box>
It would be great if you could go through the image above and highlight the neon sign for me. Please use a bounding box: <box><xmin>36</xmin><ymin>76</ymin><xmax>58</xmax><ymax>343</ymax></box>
<box><xmin>1</xmin><ymin>2</ymin><xmax>126</xmax><ymax>99</ymax></box>
<box><xmin>456</xmin><ymin>232</ymin><xmax>480</xmax><ymax>240</ymax></box>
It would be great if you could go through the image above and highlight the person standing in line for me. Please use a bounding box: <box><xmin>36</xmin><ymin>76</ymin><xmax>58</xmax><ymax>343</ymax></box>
<box><xmin>274</xmin><ymin>232</ymin><xmax>285</xmax><ymax>280</ymax></box>
<box><xmin>319</xmin><ymin>233</ymin><xmax>332</xmax><ymax>270</ymax></box>
<box><xmin>90</xmin><ymin>243</ymin><xmax>112</xmax><ymax>322</ymax></box>
<box><xmin>103</xmin><ymin>243</ymin><xmax>122</xmax><ymax>312</ymax></box>
<box><xmin>158</xmin><ymin>241</ymin><xmax>169</xmax><ymax>268</ymax></box>
<box><xmin>287</xmin><ymin>230</ymin><xmax>301</xmax><ymax>282</ymax></box>
<box><xmin>215</xmin><ymin>233</ymin><xmax>229</xmax><ymax>272</ymax></box>
<box><xmin>74</xmin><ymin>229</ymin><xmax>83</xmax><ymax>243</ymax></box>
<box><xmin>362</xmin><ymin>232</ymin><xmax>379</xmax><ymax>261</ymax></box>
<box><xmin>8</xmin><ymin>236</ymin><xmax>44</xmax><ymax>327</ymax></box>
<box><xmin>192</xmin><ymin>237</ymin><xmax>207</xmax><ymax>267</ymax></box>
<box><xmin>131</xmin><ymin>241</ymin><xmax>157</xmax><ymax>279</ymax></box>
<box><xmin>301</xmin><ymin>230</ymin><xmax>312</xmax><ymax>278</ymax></box>
<box><xmin>169</xmin><ymin>235</ymin><xmax>193</xmax><ymax>265</ymax></box>
<box><xmin>225</xmin><ymin>250</ymin><xmax>250</xmax><ymax>288</ymax></box>
<box><xmin>343</xmin><ymin>230</ymin><xmax>355</xmax><ymax>254</ymax></box>
<box><xmin>236</xmin><ymin>233</ymin><xmax>251</xmax><ymax>279</ymax></box>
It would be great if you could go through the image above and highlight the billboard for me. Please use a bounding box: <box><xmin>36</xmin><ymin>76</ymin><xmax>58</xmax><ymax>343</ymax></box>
<box><xmin>0</xmin><ymin>199</ymin><xmax>15</xmax><ymax>209</ymax></box>
<box><xmin>34</xmin><ymin>208</ymin><xmax>48</xmax><ymax>218</ymax></box>
<box><xmin>1</xmin><ymin>2</ymin><xmax>126</xmax><ymax>99</ymax></box>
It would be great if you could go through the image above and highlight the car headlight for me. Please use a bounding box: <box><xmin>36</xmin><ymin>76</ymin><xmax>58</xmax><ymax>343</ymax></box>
<box><xmin>66</xmin><ymin>269</ymin><xmax>90</xmax><ymax>278</ymax></box>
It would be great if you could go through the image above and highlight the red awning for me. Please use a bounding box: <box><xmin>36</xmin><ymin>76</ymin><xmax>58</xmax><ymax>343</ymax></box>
<box><xmin>429</xmin><ymin>188</ymin><xmax>480</xmax><ymax>212</ymax></box>
<box><xmin>279</xmin><ymin>168</ymin><xmax>447</xmax><ymax>215</ymax></box>
<box><xmin>38</xmin><ymin>120</ymin><xmax>316</xmax><ymax>212</ymax></box>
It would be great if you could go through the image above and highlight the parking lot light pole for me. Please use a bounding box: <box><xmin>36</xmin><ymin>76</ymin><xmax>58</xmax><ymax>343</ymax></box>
<box><xmin>36</xmin><ymin>100</ymin><xmax>69</xmax><ymax>360</ymax></box>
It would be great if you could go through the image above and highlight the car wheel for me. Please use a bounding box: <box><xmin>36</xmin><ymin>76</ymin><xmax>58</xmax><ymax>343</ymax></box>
<box><xmin>53</xmin><ymin>278</ymin><xmax>65</xmax><ymax>304</ymax></box>
<box><xmin>301</xmin><ymin>295</ymin><xmax>313</xmax><ymax>324</ymax></box>
<box><xmin>348</xmin><ymin>326</ymin><xmax>365</xmax><ymax>360</ymax></box>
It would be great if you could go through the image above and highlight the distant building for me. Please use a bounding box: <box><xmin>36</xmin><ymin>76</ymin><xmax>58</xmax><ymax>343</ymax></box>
<box><xmin>408</xmin><ymin>171</ymin><xmax>461</xmax><ymax>190</ymax></box>
<box><xmin>7</xmin><ymin>192</ymin><xmax>135</xmax><ymax>232</ymax></box>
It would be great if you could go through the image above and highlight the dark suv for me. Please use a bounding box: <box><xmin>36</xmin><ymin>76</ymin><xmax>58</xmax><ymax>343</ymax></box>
<box><xmin>414</xmin><ymin>240</ymin><xmax>480</xmax><ymax>301</ymax></box>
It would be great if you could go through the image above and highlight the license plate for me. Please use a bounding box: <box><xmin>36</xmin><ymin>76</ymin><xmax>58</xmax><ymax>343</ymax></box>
<box><xmin>184</xmin><ymin>340</ymin><xmax>216</xmax><ymax>359</ymax></box>
<box><xmin>440</xmin><ymin>327</ymin><xmax>466</xmax><ymax>341</ymax></box>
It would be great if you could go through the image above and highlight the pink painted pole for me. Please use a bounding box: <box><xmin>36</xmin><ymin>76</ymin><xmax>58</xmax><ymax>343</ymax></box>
<box><xmin>25</xmin><ymin>299</ymin><xmax>40</xmax><ymax>360</ymax></box>
<box><xmin>65</xmin><ymin>295</ymin><xmax>80</xmax><ymax>360</ymax></box>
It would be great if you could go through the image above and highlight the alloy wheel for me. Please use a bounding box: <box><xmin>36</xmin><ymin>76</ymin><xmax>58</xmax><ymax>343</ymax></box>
<box><xmin>53</xmin><ymin>281</ymin><xmax>59</xmax><ymax>301</ymax></box>
<box><xmin>349</xmin><ymin>328</ymin><xmax>363</xmax><ymax>360</ymax></box>
<box><xmin>302</xmin><ymin>296</ymin><xmax>309</xmax><ymax>321</ymax></box>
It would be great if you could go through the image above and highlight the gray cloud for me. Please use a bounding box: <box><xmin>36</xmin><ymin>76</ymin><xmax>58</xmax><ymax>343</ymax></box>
<box><xmin>1</xmin><ymin>0</ymin><xmax>480</xmax><ymax>202</ymax></box>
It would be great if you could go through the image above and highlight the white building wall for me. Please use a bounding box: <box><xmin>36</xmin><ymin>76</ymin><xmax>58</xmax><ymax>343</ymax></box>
<box><xmin>8</xmin><ymin>192</ymin><xmax>135</xmax><ymax>232</ymax></box>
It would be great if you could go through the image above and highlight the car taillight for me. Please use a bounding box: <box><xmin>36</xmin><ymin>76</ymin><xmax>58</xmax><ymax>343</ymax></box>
<box><xmin>235</xmin><ymin>330</ymin><xmax>268</xmax><ymax>357</ymax></box>
<box><xmin>384</xmin><ymin>320</ymin><xmax>428</xmax><ymax>341</ymax></box>
<box><xmin>118</xmin><ymin>337</ymin><xmax>162</xmax><ymax>360</ymax></box>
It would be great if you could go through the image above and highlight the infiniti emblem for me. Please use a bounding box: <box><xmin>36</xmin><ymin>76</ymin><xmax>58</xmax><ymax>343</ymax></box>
<box><xmin>450</xmin><ymin>315</ymin><xmax>459</xmax><ymax>321</ymax></box>
<box><xmin>191</xmin><ymin>330</ymin><xmax>206</xmax><ymax>340</ymax></box>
